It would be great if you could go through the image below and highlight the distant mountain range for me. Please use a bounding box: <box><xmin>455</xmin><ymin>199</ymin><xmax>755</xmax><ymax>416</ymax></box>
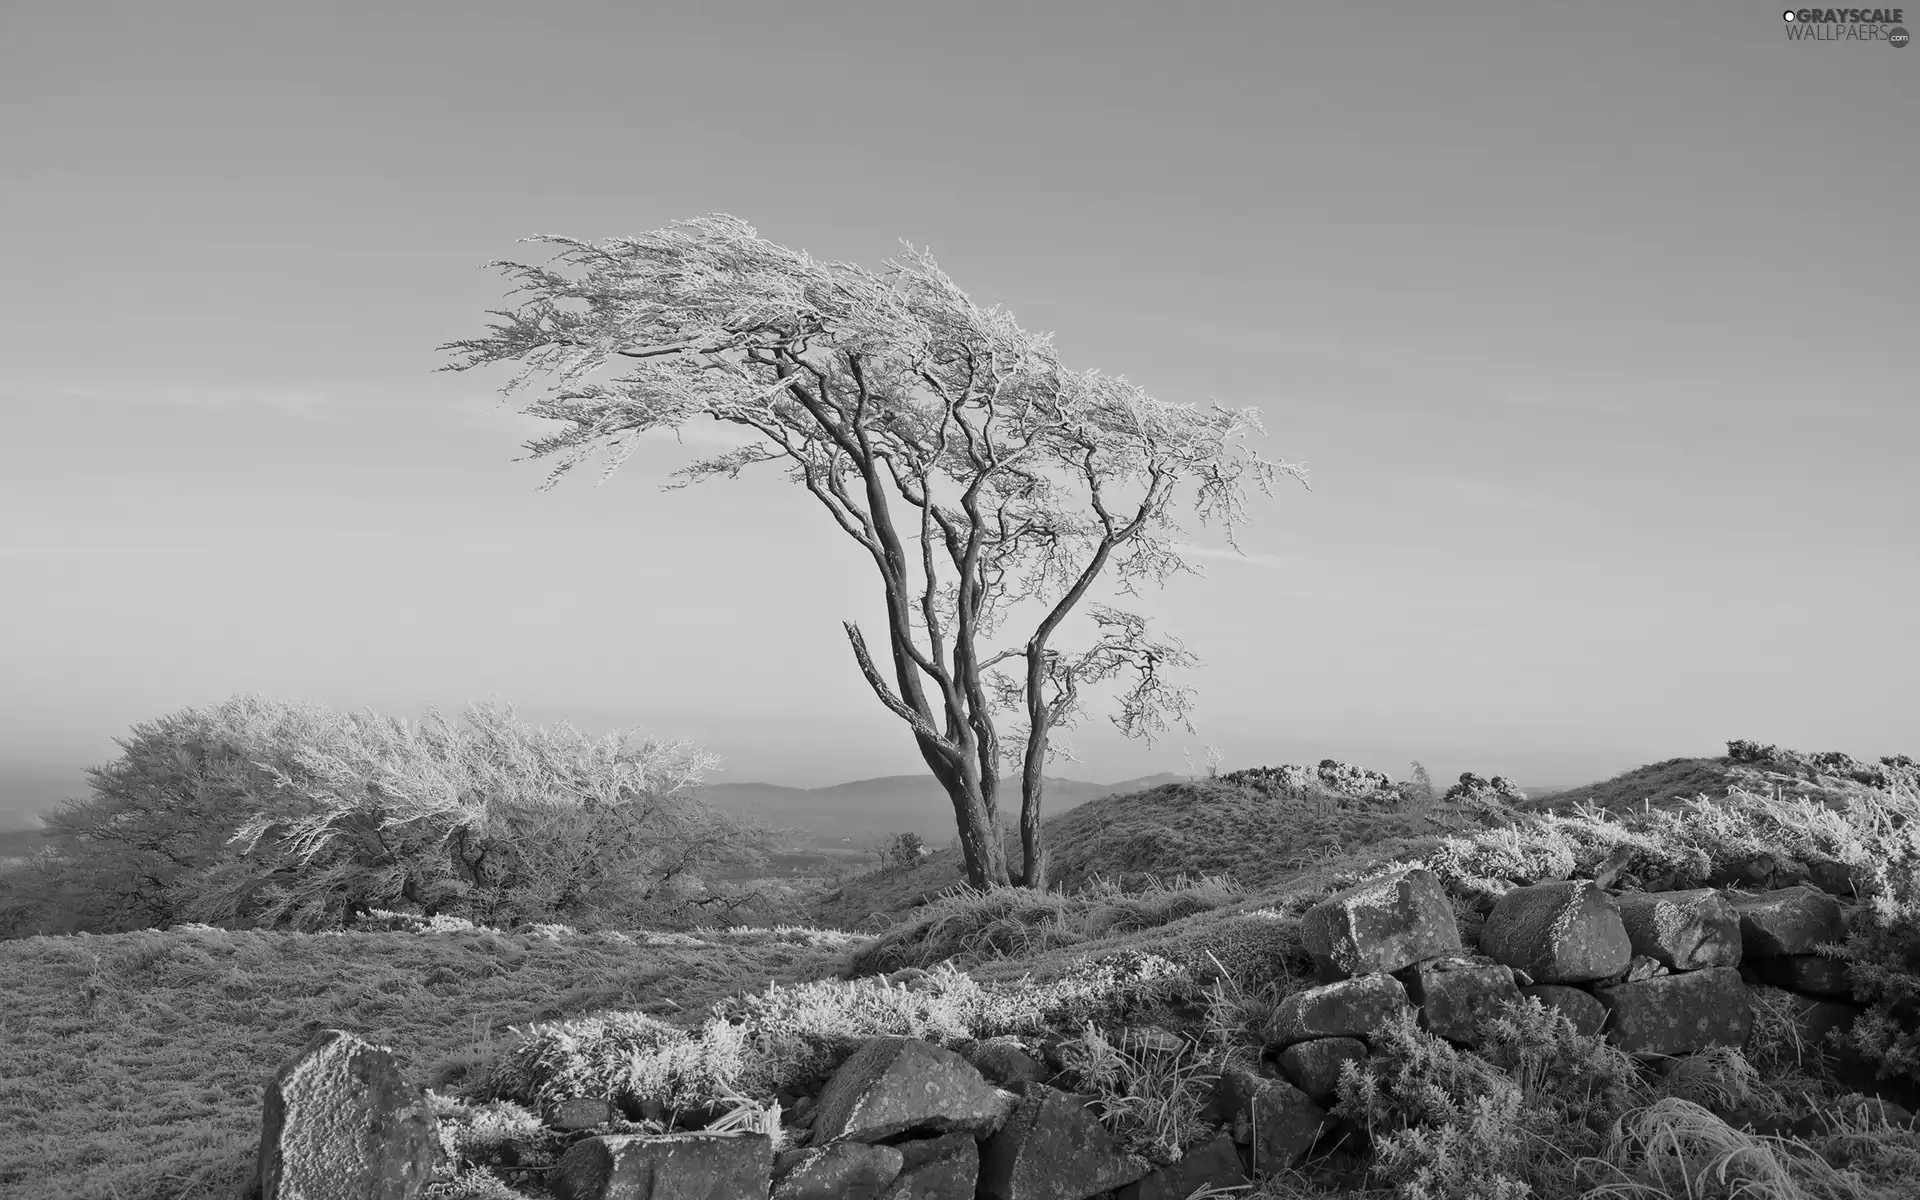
<box><xmin>690</xmin><ymin>772</ymin><xmax>1192</xmax><ymax>841</ymax></box>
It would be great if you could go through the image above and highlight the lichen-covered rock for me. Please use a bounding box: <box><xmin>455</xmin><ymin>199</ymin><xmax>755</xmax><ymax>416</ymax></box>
<box><xmin>1274</xmin><ymin>1037</ymin><xmax>1368</xmax><ymax>1107</ymax></box>
<box><xmin>1520</xmin><ymin>984</ymin><xmax>1609</xmax><ymax>1037</ymax></box>
<box><xmin>1727</xmin><ymin>887</ymin><xmax>1846</xmax><ymax>957</ymax></box>
<box><xmin>1300</xmin><ymin>868</ymin><xmax>1462</xmax><ymax>978</ymax></box>
<box><xmin>256</xmin><ymin>1028</ymin><xmax>437</xmax><ymax>1200</ymax></box>
<box><xmin>772</xmin><ymin>1141</ymin><xmax>903</xmax><ymax>1200</ymax></box>
<box><xmin>1752</xmin><ymin>954</ymin><xmax>1852</xmax><ymax>997</ymax></box>
<box><xmin>1269</xmin><ymin>972</ymin><xmax>1413</xmax><ymax>1046</ymax></box>
<box><xmin>977</xmin><ymin>1084</ymin><xmax>1149</xmax><ymax>1200</ymax></box>
<box><xmin>1115</xmin><ymin>1133</ymin><xmax>1249</xmax><ymax>1200</ymax></box>
<box><xmin>1480</xmin><ymin>880</ymin><xmax>1632</xmax><ymax>984</ymax></box>
<box><xmin>1396</xmin><ymin>956</ymin><xmax>1523</xmax><ymax>1046</ymax></box>
<box><xmin>1213</xmin><ymin>1067</ymin><xmax>1327</xmax><ymax>1175</ymax></box>
<box><xmin>964</xmin><ymin>1037</ymin><xmax>1045</xmax><ymax>1088</ymax></box>
<box><xmin>1593</xmin><ymin>967</ymin><xmax>1752</xmax><ymax>1056</ymax></box>
<box><xmin>551</xmin><ymin>1131</ymin><xmax>773</xmax><ymax>1200</ymax></box>
<box><xmin>1613</xmin><ymin>889</ymin><xmax>1742</xmax><ymax>970</ymax></box>
<box><xmin>881</xmin><ymin>1133</ymin><xmax>978</xmax><ymax>1200</ymax></box>
<box><xmin>811</xmin><ymin>1036</ymin><xmax>1015</xmax><ymax>1144</ymax></box>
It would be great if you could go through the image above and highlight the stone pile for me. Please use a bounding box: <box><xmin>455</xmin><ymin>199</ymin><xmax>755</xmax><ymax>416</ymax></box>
<box><xmin>253</xmin><ymin>869</ymin><xmax>1874</xmax><ymax>1200</ymax></box>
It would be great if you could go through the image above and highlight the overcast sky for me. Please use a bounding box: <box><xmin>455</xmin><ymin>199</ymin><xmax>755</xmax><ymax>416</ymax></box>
<box><xmin>1</xmin><ymin>1</ymin><xmax>1912</xmax><ymax>812</ymax></box>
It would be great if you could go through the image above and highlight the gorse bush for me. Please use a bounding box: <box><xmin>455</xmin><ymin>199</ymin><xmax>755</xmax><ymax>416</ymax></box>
<box><xmin>0</xmin><ymin>694</ymin><xmax>762</xmax><ymax>937</ymax></box>
<box><xmin>1334</xmin><ymin>1007</ymin><xmax>1534</xmax><ymax>1200</ymax></box>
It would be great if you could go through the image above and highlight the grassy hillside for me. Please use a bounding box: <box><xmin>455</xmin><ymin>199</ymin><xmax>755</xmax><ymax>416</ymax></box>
<box><xmin>1518</xmin><ymin>755</ymin><xmax>1743</xmax><ymax>813</ymax></box>
<box><xmin>0</xmin><ymin>921</ymin><xmax>856</xmax><ymax>1200</ymax></box>
<box><xmin>7</xmin><ymin>743</ymin><xmax>1919</xmax><ymax>1200</ymax></box>
<box><xmin>810</xmin><ymin>768</ymin><xmax>1450</xmax><ymax>929</ymax></box>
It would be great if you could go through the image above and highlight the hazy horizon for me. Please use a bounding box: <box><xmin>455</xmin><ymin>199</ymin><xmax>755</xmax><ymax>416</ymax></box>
<box><xmin>2</xmin><ymin>2</ymin><xmax>1913</xmax><ymax>815</ymax></box>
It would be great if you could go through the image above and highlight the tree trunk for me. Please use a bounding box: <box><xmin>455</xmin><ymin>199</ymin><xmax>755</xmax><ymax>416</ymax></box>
<box><xmin>918</xmin><ymin>732</ymin><xmax>1010</xmax><ymax>889</ymax></box>
<box><xmin>1017</xmin><ymin>723</ymin><xmax>1050</xmax><ymax>889</ymax></box>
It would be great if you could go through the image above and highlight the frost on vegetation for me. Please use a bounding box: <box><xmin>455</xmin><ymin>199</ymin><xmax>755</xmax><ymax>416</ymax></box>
<box><xmin>1218</xmin><ymin>758</ymin><xmax>1400</xmax><ymax>805</ymax></box>
<box><xmin>1415</xmin><ymin>759</ymin><xmax>1920</xmax><ymax>1090</ymax></box>
<box><xmin>355</xmin><ymin>909</ymin><xmax>492</xmax><ymax>934</ymax></box>
<box><xmin>707</xmin><ymin>924</ymin><xmax>865</xmax><ymax>949</ymax></box>
<box><xmin>1581</xmin><ymin>1097</ymin><xmax>1865</xmax><ymax>1200</ymax></box>
<box><xmin>427</xmin><ymin>1090</ymin><xmax>545</xmax><ymax>1161</ymax></box>
<box><xmin>1050</xmin><ymin>1021</ymin><xmax>1218</xmax><ymax>1167</ymax></box>
<box><xmin>480</xmin><ymin>952</ymin><xmax>1193</xmax><ymax>1116</ymax></box>
<box><xmin>1334</xmin><ymin>1007</ymin><xmax>1532</xmax><ymax>1200</ymax></box>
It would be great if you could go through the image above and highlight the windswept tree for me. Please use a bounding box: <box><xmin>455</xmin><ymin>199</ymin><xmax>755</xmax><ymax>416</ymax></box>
<box><xmin>442</xmin><ymin>215</ymin><xmax>1307</xmax><ymax>891</ymax></box>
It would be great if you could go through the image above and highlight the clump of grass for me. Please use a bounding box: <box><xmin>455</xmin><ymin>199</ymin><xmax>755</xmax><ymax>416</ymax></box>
<box><xmin>1657</xmin><ymin>1046</ymin><xmax>1765</xmax><ymax>1115</ymax></box>
<box><xmin>1052</xmin><ymin>1022</ymin><xmax>1220</xmax><ymax>1166</ymax></box>
<box><xmin>1195</xmin><ymin>949</ymin><xmax>1293</xmax><ymax>1055</ymax></box>
<box><xmin>1577</xmin><ymin>1098</ymin><xmax>1863</xmax><ymax>1200</ymax></box>
<box><xmin>426</xmin><ymin>1091</ymin><xmax>551</xmax><ymax>1174</ymax></box>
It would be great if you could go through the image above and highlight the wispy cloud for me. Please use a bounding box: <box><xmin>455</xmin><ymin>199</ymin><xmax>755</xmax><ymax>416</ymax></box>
<box><xmin>1170</xmin><ymin>542</ymin><xmax>1297</xmax><ymax>568</ymax></box>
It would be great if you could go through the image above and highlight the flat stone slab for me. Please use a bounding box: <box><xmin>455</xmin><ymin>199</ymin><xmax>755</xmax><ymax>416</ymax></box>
<box><xmin>773</xmin><ymin>1141</ymin><xmax>903</xmax><ymax>1200</ymax></box>
<box><xmin>1727</xmin><ymin>887</ymin><xmax>1846</xmax><ymax>957</ymax></box>
<box><xmin>257</xmin><ymin>1028</ymin><xmax>437</xmax><ymax>1200</ymax></box>
<box><xmin>551</xmin><ymin>1132</ymin><xmax>773</xmax><ymax>1200</ymax></box>
<box><xmin>1115</xmin><ymin>1133</ymin><xmax>1249</xmax><ymax>1200</ymax></box>
<box><xmin>1614</xmin><ymin>889</ymin><xmax>1742</xmax><ymax>970</ymax></box>
<box><xmin>1521</xmin><ymin>984</ymin><xmax>1609</xmax><ymax>1038</ymax></box>
<box><xmin>1269</xmin><ymin>973</ymin><xmax>1413</xmax><ymax>1046</ymax></box>
<box><xmin>1300</xmin><ymin>867</ymin><xmax>1463</xmax><ymax>978</ymax></box>
<box><xmin>1396</xmin><ymin>956</ymin><xmax>1522</xmax><ymax>1046</ymax></box>
<box><xmin>978</xmin><ymin>1084</ymin><xmax>1149</xmax><ymax>1200</ymax></box>
<box><xmin>1274</xmin><ymin>1037</ymin><xmax>1368</xmax><ymax>1107</ymax></box>
<box><xmin>1480</xmin><ymin>880</ymin><xmax>1632</xmax><ymax>984</ymax></box>
<box><xmin>1213</xmin><ymin>1067</ymin><xmax>1327</xmax><ymax>1175</ymax></box>
<box><xmin>812</xmin><ymin>1036</ymin><xmax>1015</xmax><ymax>1144</ymax></box>
<box><xmin>1594</xmin><ymin>967</ymin><xmax>1752</xmax><ymax>1056</ymax></box>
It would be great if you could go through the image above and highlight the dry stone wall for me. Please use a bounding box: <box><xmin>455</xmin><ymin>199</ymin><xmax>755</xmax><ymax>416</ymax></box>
<box><xmin>253</xmin><ymin>868</ymin><xmax>1892</xmax><ymax>1200</ymax></box>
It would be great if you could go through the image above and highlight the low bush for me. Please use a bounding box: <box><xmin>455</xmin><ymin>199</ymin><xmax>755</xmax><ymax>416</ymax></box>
<box><xmin>0</xmin><ymin>694</ymin><xmax>765</xmax><ymax>939</ymax></box>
